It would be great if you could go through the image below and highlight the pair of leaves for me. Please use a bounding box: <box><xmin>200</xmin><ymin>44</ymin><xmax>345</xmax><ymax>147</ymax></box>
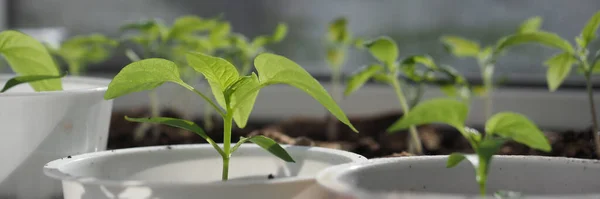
<box><xmin>125</xmin><ymin>116</ymin><xmax>293</xmax><ymax>162</ymax></box>
<box><xmin>0</xmin><ymin>30</ymin><xmax>63</xmax><ymax>91</ymax></box>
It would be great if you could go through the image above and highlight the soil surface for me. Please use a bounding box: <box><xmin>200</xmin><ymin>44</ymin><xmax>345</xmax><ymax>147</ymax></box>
<box><xmin>108</xmin><ymin>107</ymin><xmax>598</xmax><ymax>159</ymax></box>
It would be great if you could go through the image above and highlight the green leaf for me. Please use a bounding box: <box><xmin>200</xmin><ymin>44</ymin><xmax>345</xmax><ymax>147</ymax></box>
<box><xmin>372</xmin><ymin>73</ymin><xmax>391</xmax><ymax>83</ymax></box>
<box><xmin>518</xmin><ymin>16</ymin><xmax>543</xmax><ymax>34</ymax></box>
<box><xmin>580</xmin><ymin>11</ymin><xmax>600</xmax><ymax>48</ymax></box>
<box><xmin>485</xmin><ymin>112</ymin><xmax>551</xmax><ymax>152</ymax></box>
<box><xmin>185</xmin><ymin>52</ymin><xmax>240</xmax><ymax>109</ymax></box>
<box><xmin>387</xmin><ymin>98</ymin><xmax>468</xmax><ymax>133</ymax></box>
<box><xmin>328</xmin><ymin>17</ymin><xmax>349</xmax><ymax>43</ymax></box>
<box><xmin>402</xmin><ymin>55</ymin><xmax>436</xmax><ymax>69</ymax></box>
<box><xmin>474</xmin><ymin>138</ymin><xmax>507</xmax><ymax>195</ymax></box>
<box><xmin>254</xmin><ymin>53</ymin><xmax>357</xmax><ymax>132</ymax></box>
<box><xmin>544</xmin><ymin>52</ymin><xmax>576</xmax><ymax>91</ymax></box>
<box><xmin>440</xmin><ymin>36</ymin><xmax>480</xmax><ymax>58</ymax></box>
<box><xmin>496</xmin><ymin>31</ymin><xmax>574</xmax><ymax>53</ymax></box>
<box><xmin>365</xmin><ymin>36</ymin><xmax>399</xmax><ymax>66</ymax></box>
<box><xmin>344</xmin><ymin>64</ymin><xmax>383</xmax><ymax>96</ymax></box>
<box><xmin>104</xmin><ymin>58</ymin><xmax>193</xmax><ymax>99</ymax></box>
<box><xmin>0</xmin><ymin>30</ymin><xmax>62</xmax><ymax>91</ymax></box>
<box><xmin>1</xmin><ymin>73</ymin><xmax>66</xmax><ymax>93</ymax></box>
<box><xmin>168</xmin><ymin>16</ymin><xmax>216</xmax><ymax>40</ymax></box>
<box><xmin>271</xmin><ymin>23</ymin><xmax>288</xmax><ymax>42</ymax></box>
<box><xmin>232</xmin><ymin>136</ymin><xmax>295</xmax><ymax>162</ymax></box>
<box><xmin>446</xmin><ymin>152</ymin><xmax>469</xmax><ymax>168</ymax></box>
<box><xmin>440</xmin><ymin>84</ymin><xmax>457</xmax><ymax>97</ymax></box>
<box><xmin>592</xmin><ymin>60</ymin><xmax>600</xmax><ymax>74</ymax></box>
<box><xmin>125</xmin><ymin>116</ymin><xmax>224</xmax><ymax>156</ymax></box>
<box><xmin>224</xmin><ymin>73</ymin><xmax>261</xmax><ymax>128</ymax></box>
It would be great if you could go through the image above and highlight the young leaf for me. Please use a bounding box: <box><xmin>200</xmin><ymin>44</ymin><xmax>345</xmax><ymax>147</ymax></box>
<box><xmin>544</xmin><ymin>52</ymin><xmax>576</xmax><ymax>91</ymax></box>
<box><xmin>168</xmin><ymin>16</ymin><xmax>216</xmax><ymax>40</ymax></box>
<box><xmin>592</xmin><ymin>60</ymin><xmax>600</xmax><ymax>74</ymax></box>
<box><xmin>518</xmin><ymin>16</ymin><xmax>543</xmax><ymax>34</ymax></box>
<box><xmin>485</xmin><ymin>112</ymin><xmax>551</xmax><ymax>152</ymax></box>
<box><xmin>387</xmin><ymin>98</ymin><xmax>468</xmax><ymax>133</ymax></box>
<box><xmin>496</xmin><ymin>31</ymin><xmax>574</xmax><ymax>54</ymax></box>
<box><xmin>402</xmin><ymin>55</ymin><xmax>436</xmax><ymax>69</ymax></box>
<box><xmin>254</xmin><ymin>53</ymin><xmax>357</xmax><ymax>132</ymax></box>
<box><xmin>440</xmin><ymin>36</ymin><xmax>480</xmax><ymax>58</ymax></box>
<box><xmin>328</xmin><ymin>17</ymin><xmax>349</xmax><ymax>43</ymax></box>
<box><xmin>271</xmin><ymin>23</ymin><xmax>288</xmax><ymax>42</ymax></box>
<box><xmin>125</xmin><ymin>116</ymin><xmax>224</xmax><ymax>156</ymax></box>
<box><xmin>447</xmin><ymin>152</ymin><xmax>472</xmax><ymax>168</ymax></box>
<box><xmin>232</xmin><ymin>136</ymin><xmax>295</xmax><ymax>162</ymax></box>
<box><xmin>365</xmin><ymin>36</ymin><xmax>399</xmax><ymax>66</ymax></box>
<box><xmin>1</xmin><ymin>73</ymin><xmax>66</xmax><ymax>93</ymax></box>
<box><xmin>224</xmin><ymin>73</ymin><xmax>260</xmax><ymax>128</ymax></box>
<box><xmin>185</xmin><ymin>52</ymin><xmax>240</xmax><ymax>108</ymax></box>
<box><xmin>580</xmin><ymin>10</ymin><xmax>600</xmax><ymax>48</ymax></box>
<box><xmin>0</xmin><ymin>30</ymin><xmax>62</xmax><ymax>91</ymax></box>
<box><xmin>344</xmin><ymin>64</ymin><xmax>383</xmax><ymax>96</ymax></box>
<box><xmin>104</xmin><ymin>58</ymin><xmax>193</xmax><ymax>99</ymax></box>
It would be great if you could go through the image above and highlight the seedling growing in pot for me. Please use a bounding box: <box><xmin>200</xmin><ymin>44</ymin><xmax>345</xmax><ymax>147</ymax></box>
<box><xmin>224</xmin><ymin>23</ymin><xmax>288</xmax><ymax>75</ymax></box>
<box><xmin>46</xmin><ymin>34</ymin><xmax>118</xmax><ymax>76</ymax></box>
<box><xmin>324</xmin><ymin>17</ymin><xmax>364</xmax><ymax>141</ymax></box>
<box><xmin>490</xmin><ymin>11</ymin><xmax>600</xmax><ymax>157</ymax></box>
<box><xmin>344</xmin><ymin>36</ymin><xmax>469</xmax><ymax>154</ymax></box>
<box><xmin>103</xmin><ymin>52</ymin><xmax>357</xmax><ymax>180</ymax></box>
<box><xmin>441</xmin><ymin>16</ymin><xmax>544</xmax><ymax>120</ymax></box>
<box><xmin>0</xmin><ymin>30</ymin><xmax>65</xmax><ymax>93</ymax></box>
<box><xmin>388</xmin><ymin>98</ymin><xmax>551</xmax><ymax>196</ymax></box>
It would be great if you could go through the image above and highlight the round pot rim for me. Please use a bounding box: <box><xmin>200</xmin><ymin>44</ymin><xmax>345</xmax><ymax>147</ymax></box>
<box><xmin>44</xmin><ymin>144</ymin><xmax>367</xmax><ymax>187</ymax></box>
<box><xmin>316</xmin><ymin>155</ymin><xmax>600</xmax><ymax>197</ymax></box>
<box><xmin>0</xmin><ymin>74</ymin><xmax>110</xmax><ymax>97</ymax></box>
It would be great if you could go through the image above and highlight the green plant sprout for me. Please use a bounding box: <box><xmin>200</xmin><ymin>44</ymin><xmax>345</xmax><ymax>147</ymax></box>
<box><xmin>388</xmin><ymin>98</ymin><xmax>551</xmax><ymax>196</ymax></box>
<box><xmin>119</xmin><ymin>15</ymin><xmax>232</xmax><ymax>140</ymax></box>
<box><xmin>440</xmin><ymin>16</ymin><xmax>544</xmax><ymax>120</ymax></box>
<box><xmin>344</xmin><ymin>36</ymin><xmax>469</xmax><ymax>155</ymax></box>
<box><xmin>224</xmin><ymin>23</ymin><xmax>288</xmax><ymax>75</ymax></box>
<box><xmin>46</xmin><ymin>34</ymin><xmax>118</xmax><ymax>76</ymax></box>
<box><xmin>491</xmin><ymin>11</ymin><xmax>600</xmax><ymax>157</ymax></box>
<box><xmin>0</xmin><ymin>30</ymin><xmax>64</xmax><ymax>93</ymax></box>
<box><xmin>324</xmin><ymin>17</ymin><xmax>364</xmax><ymax>141</ymax></box>
<box><xmin>103</xmin><ymin>52</ymin><xmax>357</xmax><ymax>180</ymax></box>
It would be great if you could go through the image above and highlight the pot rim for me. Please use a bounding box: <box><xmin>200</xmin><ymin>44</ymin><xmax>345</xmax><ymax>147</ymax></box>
<box><xmin>44</xmin><ymin>144</ymin><xmax>367</xmax><ymax>187</ymax></box>
<box><xmin>316</xmin><ymin>155</ymin><xmax>600</xmax><ymax>197</ymax></box>
<box><xmin>0</xmin><ymin>74</ymin><xmax>110</xmax><ymax>97</ymax></box>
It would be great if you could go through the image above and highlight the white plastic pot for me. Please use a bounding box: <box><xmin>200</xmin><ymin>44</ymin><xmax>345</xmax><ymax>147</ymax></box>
<box><xmin>317</xmin><ymin>155</ymin><xmax>600</xmax><ymax>199</ymax></box>
<box><xmin>0</xmin><ymin>75</ymin><xmax>112</xmax><ymax>198</ymax></box>
<box><xmin>44</xmin><ymin>144</ymin><xmax>367</xmax><ymax>199</ymax></box>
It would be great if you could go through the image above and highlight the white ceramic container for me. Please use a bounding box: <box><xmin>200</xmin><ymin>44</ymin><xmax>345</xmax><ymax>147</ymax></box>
<box><xmin>0</xmin><ymin>75</ymin><xmax>112</xmax><ymax>198</ymax></box>
<box><xmin>44</xmin><ymin>144</ymin><xmax>367</xmax><ymax>199</ymax></box>
<box><xmin>317</xmin><ymin>155</ymin><xmax>600</xmax><ymax>199</ymax></box>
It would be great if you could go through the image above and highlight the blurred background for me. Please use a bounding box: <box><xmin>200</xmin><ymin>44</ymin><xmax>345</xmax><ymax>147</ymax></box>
<box><xmin>4</xmin><ymin>0</ymin><xmax>600</xmax><ymax>87</ymax></box>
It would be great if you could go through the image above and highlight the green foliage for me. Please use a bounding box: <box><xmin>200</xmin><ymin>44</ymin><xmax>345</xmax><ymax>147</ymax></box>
<box><xmin>517</xmin><ymin>16</ymin><xmax>543</xmax><ymax>34</ymax></box>
<box><xmin>496</xmin><ymin>31</ymin><xmax>574</xmax><ymax>54</ymax></box>
<box><xmin>0</xmin><ymin>30</ymin><xmax>63</xmax><ymax>91</ymax></box>
<box><xmin>543</xmin><ymin>52</ymin><xmax>576</xmax><ymax>91</ymax></box>
<box><xmin>48</xmin><ymin>34</ymin><xmax>118</xmax><ymax>75</ymax></box>
<box><xmin>1</xmin><ymin>73</ymin><xmax>65</xmax><ymax>93</ymax></box>
<box><xmin>233</xmin><ymin>135</ymin><xmax>295</xmax><ymax>162</ymax></box>
<box><xmin>365</xmin><ymin>36</ymin><xmax>399</xmax><ymax>67</ymax></box>
<box><xmin>440</xmin><ymin>36</ymin><xmax>481</xmax><ymax>58</ymax></box>
<box><xmin>580</xmin><ymin>10</ymin><xmax>600</xmax><ymax>48</ymax></box>
<box><xmin>389</xmin><ymin>97</ymin><xmax>551</xmax><ymax>195</ymax></box>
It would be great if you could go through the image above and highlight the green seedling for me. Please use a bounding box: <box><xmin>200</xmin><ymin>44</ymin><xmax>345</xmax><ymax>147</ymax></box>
<box><xmin>103</xmin><ymin>52</ymin><xmax>357</xmax><ymax>180</ymax></box>
<box><xmin>46</xmin><ymin>34</ymin><xmax>118</xmax><ymax>76</ymax></box>
<box><xmin>0</xmin><ymin>30</ymin><xmax>63</xmax><ymax>93</ymax></box>
<box><xmin>441</xmin><ymin>16</ymin><xmax>544</xmax><ymax>120</ymax></box>
<box><xmin>225</xmin><ymin>23</ymin><xmax>288</xmax><ymax>75</ymax></box>
<box><xmin>489</xmin><ymin>11</ymin><xmax>600</xmax><ymax>157</ymax></box>
<box><xmin>119</xmin><ymin>15</ymin><xmax>232</xmax><ymax>139</ymax></box>
<box><xmin>324</xmin><ymin>17</ymin><xmax>364</xmax><ymax>141</ymax></box>
<box><xmin>345</xmin><ymin>36</ymin><xmax>469</xmax><ymax>155</ymax></box>
<box><xmin>388</xmin><ymin>98</ymin><xmax>551</xmax><ymax>196</ymax></box>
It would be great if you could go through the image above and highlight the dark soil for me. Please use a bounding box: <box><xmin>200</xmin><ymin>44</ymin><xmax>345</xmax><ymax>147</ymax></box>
<box><xmin>107</xmin><ymin>107</ymin><xmax>598</xmax><ymax>159</ymax></box>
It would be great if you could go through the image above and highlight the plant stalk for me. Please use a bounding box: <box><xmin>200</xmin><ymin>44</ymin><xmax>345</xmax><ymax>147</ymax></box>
<box><xmin>585</xmin><ymin>72</ymin><xmax>600</xmax><ymax>157</ymax></box>
<box><xmin>222</xmin><ymin>110</ymin><xmax>233</xmax><ymax>181</ymax></box>
<box><xmin>482</xmin><ymin>64</ymin><xmax>494</xmax><ymax>120</ymax></box>
<box><xmin>390</xmin><ymin>74</ymin><xmax>423</xmax><ymax>155</ymax></box>
<box><xmin>326</xmin><ymin>67</ymin><xmax>342</xmax><ymax>141</ymax></box>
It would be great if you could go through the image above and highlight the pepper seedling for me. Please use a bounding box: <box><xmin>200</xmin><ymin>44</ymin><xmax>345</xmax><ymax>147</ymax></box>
<box><xmin>0</xmin><ymin>30</ymin><xmax>64</xmax><ymax>93</ymax></box>
<box><xmin>103</xmin><ymin>52</ymin><xmax>357</xmax><ymax>180</ymax></box>
<box><xmin>344</xmin><ymin>36</ymin><xmax>469</xmax><ymax>155</ymax></box>
<box><xmin>46</xmin><ymin>34</ymin><xmax>118</xmax><ymax>76</ymax></box>
<box><xmin>224</xmin><ymin>23</ymin><xmax>288</xmax><ymax>75</ymax></box>
<box><xmin>441</xmin><ymin>16</ymin><xmax>544</xmax><ymax>120</ymax></box>
<box><xmin>387</xmin><ymin>98</ymin><xmax>551</xmax><ymax>196</ymax></box>
<box><xmin>488</xmin><ymin>11</ymin><xmax>600</xmax><ymax>158</ymax></box>
<box><xmin>323</xmin><ymin>17</ymin><xmax>364</xmax><ymax>141</ymax></box>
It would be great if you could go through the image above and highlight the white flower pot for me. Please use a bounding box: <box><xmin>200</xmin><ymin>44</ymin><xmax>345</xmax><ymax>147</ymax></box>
<box><xmin>44</xmin><ymin>144</ymin><xmax>367</xmax><ymax>199</ymax></box>
<box><xmin>317</xmin><ymin>155</ymin><xmax>600</xmax><ymax>199</ymax></box>
<box><xmin>0</xmin><ymin>75</ymin><xmax>112</xmax><ymax>198</ymax></box>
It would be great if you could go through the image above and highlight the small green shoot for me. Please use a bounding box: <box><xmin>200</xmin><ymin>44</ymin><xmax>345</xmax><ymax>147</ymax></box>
<box><xmin>225</xmin><ymin>23</ymin><xmax>288</xmax><ymax>75</ymax></box>
<box><xmin>440</xmin><ymin>16</ymin><xmax>544</xmax><ymax>120</ymax></box>
<box><xmin>345</xmin><ymin>36</ymin><xmax>469</xmax><ymax>154</ymax></box>
<box><xmin>0</xmin><ymin>30</ymin><xmax>63</xmax><ymax>91</ymax></box>
<box><xmin>47</xmin><ymin>34</ymin><xmax>118</xmax><ymax>76</ymax></box>
<box><xmin>104</xmin><ymin>53</ymin><xmax>356</xmax><ymax>180</ymax></box>
<box><xmin>489</xmin><ymin>11</ymin><xmax>600</xmax><ymax>157</ymax></box>
<box><xmin>388</xmin><ymin>98</ymin><xmax>551</xmax><ymax>196</ymax></box>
